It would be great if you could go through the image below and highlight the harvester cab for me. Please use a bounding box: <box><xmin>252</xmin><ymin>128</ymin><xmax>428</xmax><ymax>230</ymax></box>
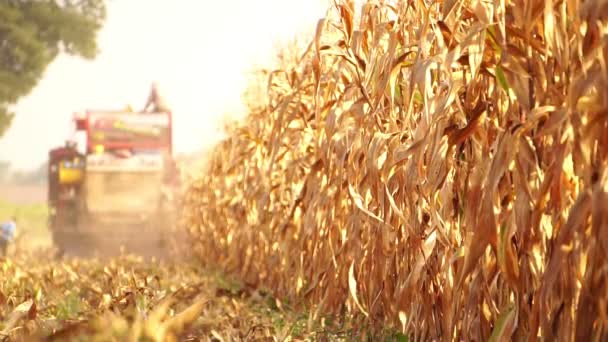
<box><xmin>48</xmin><ymin>141</ymin><xmax>85</xmax><ymax>229</ymax></box>
<box><xmin>48</xmin><ymin>110</ymin><xmax>179</xmax><ymax>255</ymax></box>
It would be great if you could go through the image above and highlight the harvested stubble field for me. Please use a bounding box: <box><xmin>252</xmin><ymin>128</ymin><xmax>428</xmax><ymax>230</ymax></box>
<box><xmin>184</xmin><ymin>0</ymin><xmax>608</xmax><ymax>340</ymax></box>
<box><xmin>0</xmin><ymin>251</ymin><xmax>362</xmax><ymax>341</ymax></box>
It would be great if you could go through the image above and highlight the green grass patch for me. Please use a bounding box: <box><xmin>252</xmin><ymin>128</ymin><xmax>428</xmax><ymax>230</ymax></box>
<box><xmin>0</xmin><ymin>199</ymin><xmax>51</xmax><ymax>249</ymax></box>
<box><xmin>0</xmin><ymin>199</ymin><xmax>47</xmax><ymax>231</ymax></box>
<box><xmin>55</xmin><ymin>292</ymin><xmax>83</xmax><ymax>321</ymax></box>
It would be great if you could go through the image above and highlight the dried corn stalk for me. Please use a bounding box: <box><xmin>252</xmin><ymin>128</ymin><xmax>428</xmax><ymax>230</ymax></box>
<box><xmin>184</xmin><ymin>0</ymin><xmax>608</xmax><ymax>339</ymax></box>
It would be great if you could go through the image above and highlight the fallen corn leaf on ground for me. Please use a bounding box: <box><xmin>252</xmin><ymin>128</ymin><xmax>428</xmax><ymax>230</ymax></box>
<box><xmin>0</xmin><ymin>250</ymin><xmax>404</xmax><ymax>341</ymax></box>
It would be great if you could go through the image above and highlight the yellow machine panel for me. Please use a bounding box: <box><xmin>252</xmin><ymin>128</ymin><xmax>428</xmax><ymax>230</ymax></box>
<box><xmin>58</xmin><ymin>158</ymin><xmax>84</xmax><ymax>185</ymax></box>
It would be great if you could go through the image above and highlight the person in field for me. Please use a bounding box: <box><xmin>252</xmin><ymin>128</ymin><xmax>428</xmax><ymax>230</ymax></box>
<box><xmin>142</xmin><ymin>82</ymin><xmax>171</xmax><ymax>113</ymax></box>
<box><xmin>0</xmin><ymin>217</ymin><xmax>17</xmax><ymax>257</ymax></box>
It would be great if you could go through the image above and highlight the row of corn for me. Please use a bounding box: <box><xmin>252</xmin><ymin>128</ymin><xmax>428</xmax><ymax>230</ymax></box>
<box><xmin>184</xmin><ymin>0</ymin><xmax>608</xmax><ymax>340</ymax></box>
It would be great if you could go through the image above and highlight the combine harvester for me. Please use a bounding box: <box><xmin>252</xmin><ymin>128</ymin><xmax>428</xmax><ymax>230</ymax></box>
<box><xmin>47</xmin><ymin>109</ymin><xmax>180</xmax><ymax>255</ymax></box>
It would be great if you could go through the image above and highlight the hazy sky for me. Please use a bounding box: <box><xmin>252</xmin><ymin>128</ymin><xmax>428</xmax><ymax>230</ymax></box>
<box><xmin>0</xmin><ymin>0</ymin><xmax>329</xmax><ymax>170</ymax></box>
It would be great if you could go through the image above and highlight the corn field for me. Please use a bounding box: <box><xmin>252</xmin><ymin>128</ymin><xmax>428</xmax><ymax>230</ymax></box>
<box><xmin>184</xmin><ymin>0</ymin><xmax>608</xmax><ymax>340</ymax></box>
